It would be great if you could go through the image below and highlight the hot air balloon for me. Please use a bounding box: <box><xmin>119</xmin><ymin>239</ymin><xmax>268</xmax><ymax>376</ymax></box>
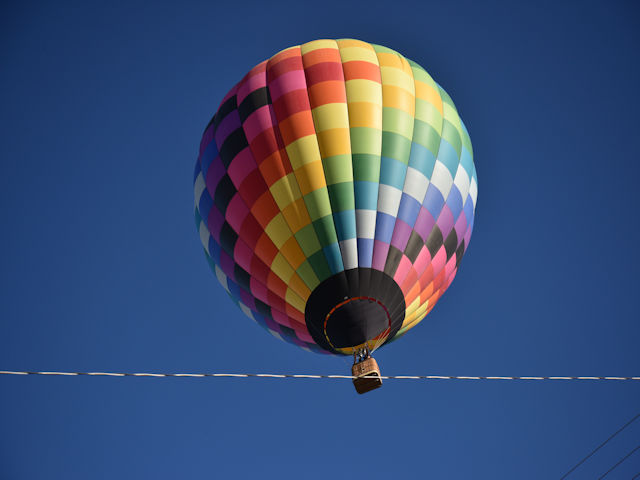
<box><xmin>193</xmin><ymin>39</ymin><xmax>477</xmax><ymax>393</ymax></box>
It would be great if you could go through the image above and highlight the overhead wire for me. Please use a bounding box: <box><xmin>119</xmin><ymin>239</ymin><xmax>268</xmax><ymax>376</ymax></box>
<box><xmin>559</xmin><ymin>412</ymin><xmax>640</xmax><ymax>479</ymax></box>
<box><xmin>0</xmin><ymin>370</ymin><xmax>639</xmax><ymax>381</ymax></box>
<box><xmin>596</xmin><ymin>445</ymin><xmax>640</xmax><ymax>479</ymax></box>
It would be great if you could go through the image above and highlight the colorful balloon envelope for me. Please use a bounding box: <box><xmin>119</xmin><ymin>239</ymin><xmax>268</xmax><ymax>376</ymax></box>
<box><xmin>194</xmin><ymin>39</ymin><xmax>477</xmax><ymax>356</ymax></box>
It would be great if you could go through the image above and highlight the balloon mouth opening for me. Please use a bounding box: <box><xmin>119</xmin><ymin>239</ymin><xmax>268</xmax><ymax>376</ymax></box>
<box><xmin>305</xmin><ymin>268</ymin><xmax>406</xmax><ymax>354</ymax></box>
<box><xmin>323</xmin><ymin>296</ymin><xmax>391</xmax><ymax>349</ymax></box>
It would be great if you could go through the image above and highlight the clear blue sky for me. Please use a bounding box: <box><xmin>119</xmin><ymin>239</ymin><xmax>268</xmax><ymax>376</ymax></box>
<box><xmin>1</xmin><ymin>1</ymin><xmax>639</xmax><ymax>478</ymax></box>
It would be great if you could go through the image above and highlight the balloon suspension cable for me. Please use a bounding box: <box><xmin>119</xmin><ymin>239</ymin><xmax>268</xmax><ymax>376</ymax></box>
<box><xmin>353</xmin><ymin>345</ymin><xmax>372</xmax><ymax>364</ymax></box>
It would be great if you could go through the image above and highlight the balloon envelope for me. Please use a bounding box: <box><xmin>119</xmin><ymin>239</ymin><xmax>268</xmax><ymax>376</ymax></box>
<box><xmin>194</xmin><ymin>39</ymin><xmax>477</xmax><ymax>355</ymax></box>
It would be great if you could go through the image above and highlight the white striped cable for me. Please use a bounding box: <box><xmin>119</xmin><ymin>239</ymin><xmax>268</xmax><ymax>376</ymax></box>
<box><xmin>0</xmin><ymin>371</ymin><xmax>639</xmax><ymax>381</ymax></box>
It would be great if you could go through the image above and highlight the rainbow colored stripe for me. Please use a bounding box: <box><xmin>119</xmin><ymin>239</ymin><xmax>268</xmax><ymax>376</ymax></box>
<box><xmin>194</xmin><ymin>39</ymin><xmax>477</xmax><ymax>354</ymax></box>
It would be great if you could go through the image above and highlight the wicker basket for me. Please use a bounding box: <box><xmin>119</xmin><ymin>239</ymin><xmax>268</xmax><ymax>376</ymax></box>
<box><xmin>352</xmin><ymin>357</ymin><xmax>383</xmax><ymax>394</ymax></box>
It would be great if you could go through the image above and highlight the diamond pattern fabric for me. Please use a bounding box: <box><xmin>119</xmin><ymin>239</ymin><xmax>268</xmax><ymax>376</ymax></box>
<box><xmin>194</xmin><ymin>39</ymin><xmax>477</xmax><ymax>354</ymax></box>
